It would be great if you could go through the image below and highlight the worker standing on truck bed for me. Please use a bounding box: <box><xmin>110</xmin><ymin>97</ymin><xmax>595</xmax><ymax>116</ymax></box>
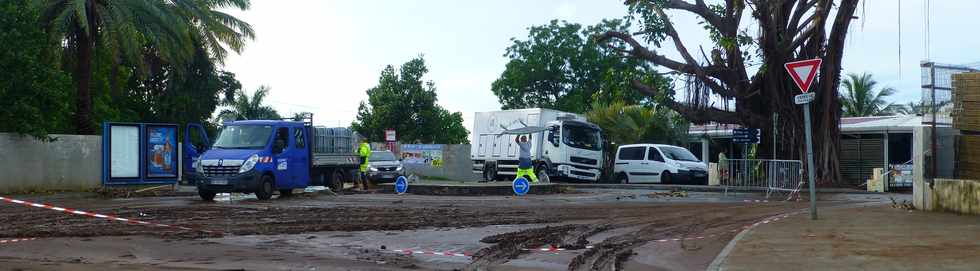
<box><xmin>358</xmin><ymin>138</ymin><xmax>372</xmax><ymax>190</ymax></box>
<box><xmin>515</xmin><ymin>135</ymin><xmax>538</xmax><ymax>183</ymax></box>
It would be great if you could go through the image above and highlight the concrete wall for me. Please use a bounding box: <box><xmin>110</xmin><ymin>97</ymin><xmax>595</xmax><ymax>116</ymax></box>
<box><xmin>930</xmin><ymin>179</ymin><xmax>980</xmax><ymax>215</ymax></box>
<box><xmin>0</xmin><ymin>133</ymin><xmax>102</xmax><ymax>193</ymax></box>
<box><xmin>404</xmin><ymin>144</ymin><xmax>480</xmax><ymax>181</ymax></box>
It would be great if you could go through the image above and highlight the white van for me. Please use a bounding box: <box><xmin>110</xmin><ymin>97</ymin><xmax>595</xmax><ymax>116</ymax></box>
<box><xmin>614</xmin><ymin>144</ymin><xmax>708</xmax><ymax>184</ymax></box>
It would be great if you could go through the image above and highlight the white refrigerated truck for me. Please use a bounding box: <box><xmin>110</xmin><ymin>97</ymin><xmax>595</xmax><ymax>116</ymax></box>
<box><xmin>471</xmin><ymin>108</ymin><xmax>603</xmax><ymax>182</ymax></box>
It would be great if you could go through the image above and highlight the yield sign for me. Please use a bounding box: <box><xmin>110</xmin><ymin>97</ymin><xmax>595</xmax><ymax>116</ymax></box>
<box><xmin>784</xmin><ymin>59</ymin><xmax>822</xmax><ymax>93</ymax></box>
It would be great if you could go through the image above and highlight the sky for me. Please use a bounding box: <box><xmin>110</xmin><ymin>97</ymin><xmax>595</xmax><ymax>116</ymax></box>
<box><xmin>222</xmin><ymin>0</ymin><xmax>980</xmax><ymax>136</ymax></box>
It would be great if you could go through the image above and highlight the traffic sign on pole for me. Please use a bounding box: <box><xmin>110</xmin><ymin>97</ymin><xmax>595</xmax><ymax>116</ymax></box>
<box><xmin>732</xmin><ymin>128</ymin><xmax>761</xmax><ymax>144</ymax></box>
<box><xmin>512</xmin><ymin>177</ymin><xmax>530</xmax><ymax>196</ymax></box>
<box><xmin>794</xmin><ymin>93</ymin><xmax>815</xmax><ymax>104</ymax></box>
<box><xmin>394</xmin><ymin>176</ymin><xmax>408</xmax><ymax>194</ymax></box>
<box><xmin>785</xmin><ymin>59</ymin><xmax>822</xmax><ymax>93</ymax></box>
<box><xmin>784</xmin><ymin>58</ymin><xmax>821</xmax><ymax>221</ymax></box>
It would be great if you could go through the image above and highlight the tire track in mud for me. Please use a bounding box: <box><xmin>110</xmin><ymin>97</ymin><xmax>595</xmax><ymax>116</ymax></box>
<box><xmin>465</xmin><ymin>203</ymin><xmax>800</xmax><ymax>271</ymax></box>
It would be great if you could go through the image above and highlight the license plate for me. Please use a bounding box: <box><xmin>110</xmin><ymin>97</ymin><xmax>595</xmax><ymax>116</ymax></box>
<box><xmin>210</xmin><ymin>179</ymin><xmax>228</xmax><ymax>185</ymax></box>
<box><xmin>382</xmin><ymin>174</ymin><xmax>394</xmax><ymax>179</ymax></box>
<box><xmin>694</xmin><ymin>172</ymin><xmax>706</xmax><ymax>177</ymax></box>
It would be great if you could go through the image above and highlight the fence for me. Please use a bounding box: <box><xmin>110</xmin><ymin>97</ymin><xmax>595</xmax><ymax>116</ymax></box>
<box><xmin>921</xmin><ymin>62</ymin><xmax>978</xmax><ymax>180</ymax></box>
<box><xmin>720</xmin><ymin>159</ymin><xmax>805</xmax><ymax>199</ymax></box>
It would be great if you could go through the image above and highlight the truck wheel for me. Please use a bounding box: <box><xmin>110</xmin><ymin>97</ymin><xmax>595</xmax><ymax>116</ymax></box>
<box><xmin>483</xmin><ymin>165</ymin><xmax>496</xmax><ymax>182</ymax></box>
<box><xmin>198</xmin><ymin>189</ymin><xmax>216</xmax><ymax>201</ymax></box>
<box><xmin>328</xmin><ymin>170</ymin><xmax>344</xmax><ymax>192</ymax></box>
<box><xmin>278</xmin><ymin>189</ymin><xmax>293</xmax><ymax>197</ymax></box>
<box><xmin>256</xmin><ymin>175</ymin><xmax>274</xmax><ymax>200</ymax></box>
<box><xmin>535</xmin><ymin>165</ymin><xmax>551</xmax><ymax>184</ymax></box>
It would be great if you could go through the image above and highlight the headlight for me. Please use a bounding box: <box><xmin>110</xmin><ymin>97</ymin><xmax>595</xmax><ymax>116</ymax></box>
<box><xmin>193</xmin><ymin>159</ymin><xmax>202</xmax><ymax>172</ymax></box>
<box><xmin>239</xmin><ymin>154</ymin><xmax>259</xmax><ymax>173</ymax></box>
<box><xmin>395</xmin><ymin>166</ymin><xmax>403</xmax><ymax>171</ymax></box>
<box><xmin>369</xmin><ymin>167</ymin><xmax>379</xmax><ymax>172</ymax></box>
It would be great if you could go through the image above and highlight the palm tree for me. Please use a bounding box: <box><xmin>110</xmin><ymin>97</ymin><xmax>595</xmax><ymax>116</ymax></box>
<box><xmin>36</xmin><ymin>0</ymin><xmax>254</xmax><ymax>134</ymax></box>
<box><xmin>218</xmin><ymin>86</ymin><xmax>281</xmax><ymax>121</ymax></box>
<box><xmin>36</xmin><ymin>1</ymin><xmax>187</xmax><ymax>134</ymax></box>
<box><xmin>840</xmin><ymin>72</ymin><xmax>898</xmax><ymax>117</ymax></box>
<box><xmin>170</xmin><ymin>0</ymin><xmax>255</xmax><ymax>63</ymax></box>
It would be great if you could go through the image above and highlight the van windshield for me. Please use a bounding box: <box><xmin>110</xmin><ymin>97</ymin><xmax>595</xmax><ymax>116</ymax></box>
<box><xmin>212</xmin><ymin>125</ymin><xmax>273</xmax><ymax>149</ymax></box>
<box><xmin>562</xmin><ymin>124</ymin><xmax>600</xmax><ymax>151</ymax></box>
<box><xmin>659</xmin><ymin>146</ymin><xmax>700</xmax><ymax>162</ymax></box>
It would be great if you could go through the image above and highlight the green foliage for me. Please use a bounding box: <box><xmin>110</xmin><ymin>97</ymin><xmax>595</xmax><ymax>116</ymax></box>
<box><xmin>33</xmin><ymin>0</ymin><xmax>254</xmax><ymax>134</ymax></box>
<box><xmin>491</xmin><ymin>19</ymin><xmax>669</xmax><ymax>113</ymax></box>
<box><xmin>840</xmin><ymin>72</ymin><xmax>897</xmax><ymax>117</ymax></box>
<box><xmin>121</xmin><ymin>45</ymin><xmax>243</xmax><ymax>126</ymax></box>
<box><xmin>218</xmin><ymin>86</ymin><xmax>282</xmax><ymax>121</ymax></box>
<box><xmin>0</xmin><ymin>0</ymin><xmax>72</xmax><ymax>139</ymax></box>
<box><xmin>586</xmin><ymin>101</ymin><xmax>688</xmax><ymax>146</ymax></box>
<box><xmin>352</xmin><ymin>57</ymin><xmax>470</xmax><ymax>144</ymax></box>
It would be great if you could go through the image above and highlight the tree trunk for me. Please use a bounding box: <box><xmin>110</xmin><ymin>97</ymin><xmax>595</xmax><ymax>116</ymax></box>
<box><xmin>74</xmin><ymin>32</ymin><xmax>94</xmax><ymax>135</ymax></box>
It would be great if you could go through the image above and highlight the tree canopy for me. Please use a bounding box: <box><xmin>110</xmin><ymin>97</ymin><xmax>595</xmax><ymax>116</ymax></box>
<box><xmin>30</xmin><ymin>0</ymin><xmax>254</xmax><ymax>135</ymax></box>
<box><xmin>598</xmin><ymin>0</ymin><xmax>861</xmax><ymax>186</ymax></box>
<box><xmin>0</xmin><ymin>0</ymin><xmax>72</xmax><ymax>139</ymax></box>
<box><xmin>492</xmin><ymin>19</ymin><xmax>670</xmax><ymax>113</ymax></box>
<box><xmin>352</xmin><ymin>57</ymin><xmax>469</xmax><ymax>144</ymax></box>
<box><xmin>218</xmin><ymin>86</ymin><xmax>282</xmax><ymax>121</ymax></box>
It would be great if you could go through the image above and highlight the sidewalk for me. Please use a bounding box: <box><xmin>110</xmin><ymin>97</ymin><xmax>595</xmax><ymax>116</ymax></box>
<box><xmin>714</xmin><ymin>204</ymin><xmax>980</xmax><ymax>271</ymax></box>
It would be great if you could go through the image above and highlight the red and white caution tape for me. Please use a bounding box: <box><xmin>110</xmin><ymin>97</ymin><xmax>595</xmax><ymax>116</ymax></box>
<box><xmin>0</xmin><ymin>238</ymin><xmax>36</xmax><ymax>245</ymax></box>
<box><xmin>391</xmin><ymin>248</ymin><xmax>472</xmax><ymax>258</ymax></box>
<box><xmin>0</xmin><ymin>196</ymin><xmax>217</xmax><ymax>234</ymax></box>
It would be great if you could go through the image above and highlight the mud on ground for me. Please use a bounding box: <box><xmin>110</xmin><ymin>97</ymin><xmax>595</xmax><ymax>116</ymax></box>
<box><xmin>0</xmin><ymin>191</ymin><xmax>871</xmax><ymax>270</ymax></box>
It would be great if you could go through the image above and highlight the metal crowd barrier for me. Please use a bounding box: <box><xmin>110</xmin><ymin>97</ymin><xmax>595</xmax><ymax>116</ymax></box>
<box><xmin>720</xmin><ymin>159</ymin><xmax>805</xmax><ymax>199</ymax></box>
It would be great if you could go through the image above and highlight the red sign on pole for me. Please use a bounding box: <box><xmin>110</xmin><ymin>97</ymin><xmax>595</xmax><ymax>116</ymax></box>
<box><xmin>784</xmin><ymin>59</ymin><xmax>822</xmax><ymax>93</ymax></box>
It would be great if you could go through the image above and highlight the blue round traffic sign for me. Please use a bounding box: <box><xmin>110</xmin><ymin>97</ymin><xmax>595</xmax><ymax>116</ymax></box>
<box><xmin>512</xmin><ymin>177</ymin><xmax>530</xmax><ymax>196</ymax></box>
<box><xmin>394</xmin><ymin>176</ymin><xmax>408</xmax><ymax>194</ymax></box>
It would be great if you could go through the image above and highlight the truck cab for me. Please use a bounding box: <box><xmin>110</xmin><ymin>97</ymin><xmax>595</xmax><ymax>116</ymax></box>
<box><xmin>538</xmin><ymin>120</ymin><xmax>603</xmax><ymax>182</ymax></box>
<box><xmin>195</xmin><ymin>120</ymin><xmax>310</xmax><ymax>200</ymax></box>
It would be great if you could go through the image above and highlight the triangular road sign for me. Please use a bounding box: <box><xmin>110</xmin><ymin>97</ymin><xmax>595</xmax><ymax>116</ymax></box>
<box><xmin>784</xmin><ymin>59</ymin><xmax>822</xmax><ymax>93</ymax></box>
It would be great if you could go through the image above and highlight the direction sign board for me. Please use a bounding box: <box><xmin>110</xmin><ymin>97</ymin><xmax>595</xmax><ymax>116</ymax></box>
<box><xmin>512</xmin><ymin>177</ymin><xmax>530</xmax><ymax>196</ymax></box>
<box><xmin>385</xmin><ymin>129</ymin><xmax>397</xmax><ymax>142</ymax></box>
<box><xmin>394</xmin><ymin>176</ymin><xmax>408</xmax><ymax>194</ymax></box>
<box><xmin>784</xmin><ymin>59</ymin><xmax>822</xmax><ymax>93</ymax></box>
<box><xmin>794</xmin><ymin>93</ymin><xmax>815</xmax><ymax>105</ymax></box>
<box><xmin>732</xmin><ymin>128</ymin><xmax>761</xmax><ymax>144</ymax></box>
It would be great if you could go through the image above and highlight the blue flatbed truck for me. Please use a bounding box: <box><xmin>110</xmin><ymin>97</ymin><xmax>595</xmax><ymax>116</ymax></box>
<box><xmin>192</xmin><ymin>115</ymin><xmax>361</xmax><ymax>200</ymax></box>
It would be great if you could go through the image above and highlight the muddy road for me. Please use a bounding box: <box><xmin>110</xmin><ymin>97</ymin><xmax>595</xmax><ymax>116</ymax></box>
<box><xmin>0</xmin><ymin>189</ymin><xmax>888</xmax><ymax>270</ymax></box>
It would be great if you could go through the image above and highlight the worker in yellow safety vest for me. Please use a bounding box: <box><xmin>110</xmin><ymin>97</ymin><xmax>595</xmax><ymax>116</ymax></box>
<box><xmin>358</xmin><ymin>138</ymin><xmax>372</xmax><ymax>190</ymax></box>
<box><xmin>515</xmin><ymin>135</ymin><xmax>538</xmax><ymax>183</ymax></box>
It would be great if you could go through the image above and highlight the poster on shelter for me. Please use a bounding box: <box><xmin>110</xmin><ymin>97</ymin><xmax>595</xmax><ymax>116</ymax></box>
<box><xmin>109</xmin><ymin>125</ymin><xmax>140</xmax><ymax>178</ymax></box>
<box><xmin>146</xmin><ymin>125</ymin><xmax>177</xmax><ymax>177</ymax></box>
<box><xmin>401</xmin><ymin>144</ymin><xmax>443</xmax><ymax>167</ymax></box>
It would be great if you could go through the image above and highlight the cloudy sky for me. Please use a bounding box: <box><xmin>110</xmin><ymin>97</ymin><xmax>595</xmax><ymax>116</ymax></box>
<box><xmin>222</xmin><ymin>0</ymin><xmax>980</xmax><ymax>135</ymax></box>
